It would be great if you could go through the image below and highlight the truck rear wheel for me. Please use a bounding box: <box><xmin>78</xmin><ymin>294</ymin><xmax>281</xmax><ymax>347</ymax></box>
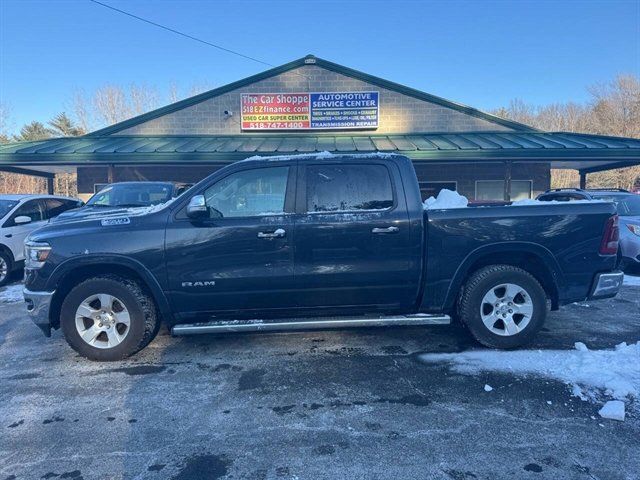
<box><xmin>458</xmin><ymin>265</ymin><xmax>547</xmax><ymax>349</ymax></box>
<box><xmin>60</xmin><ymin>275</ymin><xmax>159</xmax><ymax>361</ymax></box>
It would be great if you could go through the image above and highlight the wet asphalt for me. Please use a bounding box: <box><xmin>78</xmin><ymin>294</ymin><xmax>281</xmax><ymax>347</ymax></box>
<box><xmin>0</xmin><ymin>279</ymin><xmax>639</xmax><ymax>480</ymax></box>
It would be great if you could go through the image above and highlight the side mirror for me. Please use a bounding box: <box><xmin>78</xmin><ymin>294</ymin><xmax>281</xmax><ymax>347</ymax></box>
<box><xmin>14</xmin><ymin>215</ymin><xmax>32</xmax><ymax>225</ymax></box>
<box><xmin>186</xmin><ymin>195</ymin><xmax>208</xmax><ymax>219</ymax></box>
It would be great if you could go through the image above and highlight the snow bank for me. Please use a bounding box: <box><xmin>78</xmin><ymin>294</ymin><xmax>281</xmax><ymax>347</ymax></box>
<box><xmin>419</xmin><ymin>341</ymin><xmax>640</xmax><ymax>402</ymax></box>
<box><xmin>423</xmin><ymin>189</ymin><xmax>468</xmax><ymax>210</ymax></box>
<box><xmin>0</xmin><ymin>284</ymin><xmax>23</xmax><ymax>303</ymax></box>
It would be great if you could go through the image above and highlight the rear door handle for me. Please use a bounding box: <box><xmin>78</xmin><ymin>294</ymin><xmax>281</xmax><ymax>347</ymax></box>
<box><xmin>372</xmin><ymin>226</ymin><xmax>399</xmax><ymax>234</ymax></box>
<box><xmin>257</xmin><ymin>228</ymin><xmax>286</xmax><ymax>239</ymax></box>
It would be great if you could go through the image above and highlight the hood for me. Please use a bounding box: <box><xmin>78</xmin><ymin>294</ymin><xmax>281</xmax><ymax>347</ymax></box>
<box><xmin>28</xmin><ymin>204</ymin><xmax>173</xmax><ymax>244</ymax></box>
<box><xmin>51</xmin><ymin>205</ymin><xmax>128</xmax><ymax>223</ymax></box>
<box><xmin>51</xmin><ymin>202</ymin><xmax>174</xmax><ymax>224</ymax></box>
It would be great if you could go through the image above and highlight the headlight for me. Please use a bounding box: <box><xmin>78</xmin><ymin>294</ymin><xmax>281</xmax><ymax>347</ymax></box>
<box><xmin>25</xmin><ymin>241</ymin><xmax>52</xmax><ymax>269</ymax></box>
<box><xmin>627</xmin><ymin>224</ymin><xmax>640</xmax><ymax>237</ymax></box>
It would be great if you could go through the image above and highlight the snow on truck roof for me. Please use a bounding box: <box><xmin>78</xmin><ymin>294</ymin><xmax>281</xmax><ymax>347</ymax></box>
<box><xmin>239</xmin><ymin>151</ymin><xmax>402</xmax><ymax>163</ymax></box>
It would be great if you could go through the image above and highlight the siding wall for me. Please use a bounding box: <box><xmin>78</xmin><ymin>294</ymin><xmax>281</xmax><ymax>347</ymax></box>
<box><xmin>116</xmin><ymin>65</ymin><xmax>514</xmax><ymax>136</ymax></box>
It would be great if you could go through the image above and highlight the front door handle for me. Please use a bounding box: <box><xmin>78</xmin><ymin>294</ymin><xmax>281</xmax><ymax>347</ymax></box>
<box><xmin>372</xmin><ymin>226</ymin><xmax>399</xmax><ymax>234</ymax></box>
<box><xmin>257</xmin><ymin>228</ymin><xmax>286</xmax><ymax>239</ymax></box>
<box><xmin>4</xmin><ymin>234</ymin><xmax>12</xmax><ymax>238</ymax></box>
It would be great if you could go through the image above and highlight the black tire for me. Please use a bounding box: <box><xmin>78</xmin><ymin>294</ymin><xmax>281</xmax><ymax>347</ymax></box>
<box><xmin>60</xmin><ymin>275</ymin><xmax>159</xmax><ymax>361</ymax></box>
<box><xmin>0</xmin><ymin>251</ymin><xmax>12</xmax><ymax>287</ymax></box>
<box><xmin>458</xmin><ymin>265</ymin><xmax>547</xmax><ymax>349</ymax></box>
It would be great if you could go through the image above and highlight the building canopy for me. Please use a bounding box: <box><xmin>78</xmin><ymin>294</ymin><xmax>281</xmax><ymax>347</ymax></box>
<box><xmin>1</xmin><ymin>131</ymin><xmax>640</xmax><ymax>175</ymax></box>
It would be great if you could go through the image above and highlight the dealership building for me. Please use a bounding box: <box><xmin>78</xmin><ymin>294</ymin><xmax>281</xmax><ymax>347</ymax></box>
<box><xmin>1</xmin><ymin>55</ymin><xmax>640</xmax><ymax>201</ymax></box>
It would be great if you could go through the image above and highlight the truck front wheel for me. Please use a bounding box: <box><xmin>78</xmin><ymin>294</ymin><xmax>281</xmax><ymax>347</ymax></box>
<box><xmin>60</xmin><ymin>275</ymin><xmax>159</xmax><ymax>361</ymax></box>
<box><xmin>458</xmin><ymin>265</ymin><xmax>547</xmax><ymax>349</ymax></box>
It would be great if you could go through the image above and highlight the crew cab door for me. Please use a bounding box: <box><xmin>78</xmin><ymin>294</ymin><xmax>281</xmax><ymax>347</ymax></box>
<box><xmin>165</xmin><ymin>164</ymin><xmax>297</xmax><ymax>319</ymax></box>
<box><xmin>293</xmin><ymin>160</ymin><xmax>419</xmax><ymax>311</ymax></box>
<box><xmin>2</xmin><ymin>199</ymin><xmax>47</xmax><ymax>261</ymax></box>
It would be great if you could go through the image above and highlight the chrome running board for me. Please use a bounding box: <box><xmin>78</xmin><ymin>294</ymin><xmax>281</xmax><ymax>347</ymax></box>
<box><xmin>171</xmin><ymin>314</ymin><xmax>451</xmax><ymax>336</ymax></box>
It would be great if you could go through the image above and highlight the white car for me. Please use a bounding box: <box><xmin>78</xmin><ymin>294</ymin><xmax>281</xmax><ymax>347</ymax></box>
<box><xmin>0</xmin><ymin>194</ymin><xmax>82</xmax><ymax>286</ymax></box>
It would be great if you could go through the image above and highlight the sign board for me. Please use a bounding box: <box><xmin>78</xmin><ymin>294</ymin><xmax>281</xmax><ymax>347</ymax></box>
<box><xmin>241</xmin><ymin>92</ymin><xmax>378</xmax><ymax>130</ymax></box>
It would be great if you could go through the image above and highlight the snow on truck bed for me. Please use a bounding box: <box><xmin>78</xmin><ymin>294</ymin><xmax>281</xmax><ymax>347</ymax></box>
<box><xmin>423</xmin><ymin>189</ymin><xmax>605</xmax><ymax>210</ymax></box>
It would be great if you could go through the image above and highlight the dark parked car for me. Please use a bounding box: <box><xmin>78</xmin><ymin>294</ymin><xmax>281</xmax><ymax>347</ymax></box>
<box><xmin>23</xmin><ymin>154</ymin><xmax>622</xmax><ymax>361</ymax></box>
<box><xmin>537</xmin><ymin>188</ymin><xmax>640</xmax><ymax>274</ymax></box>
<box><xmin>52</xmin><ymin>181</ymin><xmax>192</xmax><ymax>223</ymax></box>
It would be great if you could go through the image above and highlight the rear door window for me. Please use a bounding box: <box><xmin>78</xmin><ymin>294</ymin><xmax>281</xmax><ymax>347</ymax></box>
<box><xmin>305</xmin><ymin>164</ymin><xmax>394</xmax><ymax>213</ymax></box>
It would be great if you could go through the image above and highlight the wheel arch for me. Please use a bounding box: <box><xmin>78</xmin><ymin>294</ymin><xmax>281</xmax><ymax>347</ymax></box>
<box><xmin>0</xmin><ymin>243</ymin><xmax>15</xmax><ymax>265</ymax></box>
<box><xmin>444</xmin><ymin>242</ymin><xmax>564</xmax><ymax>312</ymax></box>
<box><xmin>48</xmin><ymin>255</ymin><xmax>174</xmax><ymax>330</ymax></box>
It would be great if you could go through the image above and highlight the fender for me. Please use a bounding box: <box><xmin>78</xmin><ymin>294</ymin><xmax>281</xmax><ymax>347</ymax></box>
<box><xmin>47</xmin><ymin>254</ymin><xmax>175</xmax><ymax>324</ymax></box>
<box><xmin>426</xmin><ymin>241</ymin><xmax>565</xmax><ymax>312</ymax></box>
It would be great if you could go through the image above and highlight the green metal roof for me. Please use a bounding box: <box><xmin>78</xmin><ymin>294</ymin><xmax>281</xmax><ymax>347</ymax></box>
<box><xmin>1</xmin><ymin>131</ymin><xmax>640</xmax><ymax>173</ymax></box>
<box><xmin>88</xmin><ymin>55</ymin><xmax>534</xmax><ymax>136</ymax></box>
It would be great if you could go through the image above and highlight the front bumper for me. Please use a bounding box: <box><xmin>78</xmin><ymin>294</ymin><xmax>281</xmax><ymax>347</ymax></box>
<box><xmin>588</xmin><ymin>271</ymin><xmax>624</xmax><ymax>300</ymax></box>
<box><xmin>23</xmin><ymin>288</ymin><xmax>55</xmax><ymax>337</ymax></box>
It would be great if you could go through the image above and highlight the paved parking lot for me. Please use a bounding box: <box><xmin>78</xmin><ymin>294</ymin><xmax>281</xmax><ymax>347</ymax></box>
<box><xmin>1</xmin><ymin>279</ymin><xmax>639</xmax><ymax>480</ymax></box>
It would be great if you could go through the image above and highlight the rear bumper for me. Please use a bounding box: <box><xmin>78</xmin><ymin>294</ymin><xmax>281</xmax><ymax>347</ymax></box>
<box><xmin>23</xmin><ymin>288</ymin><xmax>54</xmax><ymax>337</ymax></box>
<box><xmin>588</xmin><ymin>271</ymin><xmax>624</xmax><ymax>300</ymax></box>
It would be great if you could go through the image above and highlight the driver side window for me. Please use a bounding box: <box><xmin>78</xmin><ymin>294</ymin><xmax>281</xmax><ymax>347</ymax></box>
<box><xmin>203</xmin><ymin>166</ymin><xmax>289</xmax><ymax>218</ymax></box>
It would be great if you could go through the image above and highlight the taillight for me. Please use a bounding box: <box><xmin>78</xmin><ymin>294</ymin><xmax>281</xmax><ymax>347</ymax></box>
<box><xmin>599</xmin><ymin>215</ymin><xmax>619</xmax><ymax>255</ymax></box>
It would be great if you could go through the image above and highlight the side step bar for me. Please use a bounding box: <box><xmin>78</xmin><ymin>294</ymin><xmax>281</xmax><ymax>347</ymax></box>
<box><xmin>171</xmin><ymin>314</ymin><xmax>451</xmax><ymax>336</ymax></box>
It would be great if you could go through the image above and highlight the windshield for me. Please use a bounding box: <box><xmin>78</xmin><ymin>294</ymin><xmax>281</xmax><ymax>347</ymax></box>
<box><xmin>86</xmin><ymin>183</ymin><xmax>173</xmax><ymax>207</ymax></box>
<box><xmin>591</xmin><ymin>194</ymin><xmax>640</xmax><ymax>216</ymax></box>
<box><xmin>0</xmin><ymin>199</ymin><xmax>19</xmax><ymax>219</ymax></box>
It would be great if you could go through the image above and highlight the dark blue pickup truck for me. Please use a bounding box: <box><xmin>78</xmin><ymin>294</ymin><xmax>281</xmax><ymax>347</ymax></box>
<box><xmin>23</xmin><ymin>154</ymin><xmax>623</xmax><ymax>361</ymax></box>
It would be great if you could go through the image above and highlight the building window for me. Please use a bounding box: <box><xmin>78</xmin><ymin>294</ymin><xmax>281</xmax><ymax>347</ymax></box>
<box><xmin>94</xmin><ymin>183</ymin><xmax>109</xmax><ymax>193</ymax></box>
<box><xmin>419</xmin><ymin>181</ymin><xmax>457</xmax><ymax>200</ymax></box>
<box><xmin>475</xmin><ymin>180</ymin><xmax>532</xmax><ymax>201</ymax></box>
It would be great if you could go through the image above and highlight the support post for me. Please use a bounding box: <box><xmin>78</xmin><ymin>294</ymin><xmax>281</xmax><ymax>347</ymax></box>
<box><xmin>107</xmin><ymin>164</ymin><xmax>115</xmax><ymax>184</ymax></box>
<box><xmin>504</xmin><ymin>161</ymin><xmax>512</xmax><ymax>202</ymax></box>
<box><xmin>46</xmin><ymin>177</ymin><xmax>54</xmax><ymax>195</ymax></box>
<box><xmin>579</xmin><ymin>171</ymin><xmax>587</xmax><ymax>189</ymax></box>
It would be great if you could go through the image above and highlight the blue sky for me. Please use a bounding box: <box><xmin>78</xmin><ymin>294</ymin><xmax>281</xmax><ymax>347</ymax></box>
<box><xmin>1</xmin><ymin>0</ymin><xmax>638</xmax><ymax>133</ymax></box>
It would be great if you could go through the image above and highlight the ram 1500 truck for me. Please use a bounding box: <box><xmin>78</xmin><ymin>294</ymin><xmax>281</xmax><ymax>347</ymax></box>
<box><xmin>23</xmin><ymin>154</ymin><xmax>623</xmax><ymax>361</ymax></box>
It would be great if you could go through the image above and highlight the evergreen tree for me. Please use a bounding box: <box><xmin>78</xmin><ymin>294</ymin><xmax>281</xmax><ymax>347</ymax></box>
<box><xmin>14</xmin><ymin>121</ymin><xmax>51</xmax><ymax>142</ymax></box>
<box><xmin>47</xmin><ymin>112</ymin><xmax>85</xmax><ymax>137</ymax></box>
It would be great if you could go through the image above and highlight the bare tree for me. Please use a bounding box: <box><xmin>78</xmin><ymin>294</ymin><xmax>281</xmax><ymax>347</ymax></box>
<box><xmin>493</xmin><ymin>74</ymin><xmax>640</xmax><ymax>190</ymax></box>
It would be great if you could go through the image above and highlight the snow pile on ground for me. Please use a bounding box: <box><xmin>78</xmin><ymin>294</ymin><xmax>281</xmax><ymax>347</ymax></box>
<box><xmin>0</xmin><ymin>284</ymin><xmax>23</xmax><ymax>303</ymax></box>
<box><xmin>423</xmin><ymin>189</ymin><xmax>469</xmax><ymax>210</ymax></box>
<box><xmin>420</xmin><ymin>341</ymin><xmax>640</xmax><ymax>407</ymax></box>
<box><xmin>599</xmin><ymin>400</ymin><xmax>626</xmax><ymax>421</ymax></box>
<box><xmin>624</xmin><ymin>275</ymin><xmax>640</xmax><ymax>287</ymax></box>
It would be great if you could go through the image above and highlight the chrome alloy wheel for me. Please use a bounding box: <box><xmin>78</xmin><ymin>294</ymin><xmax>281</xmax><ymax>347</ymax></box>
<box><xmin>480</xmin><ymin>283</ymin><xmax>533</xmax><ymax>336</ymax></box>
<box><xmin>75</xmin><ymin>294</ymin><xmax>131</xmax><ymax>349</ymax></box>
<box><xmin>0</xmin><ymin>257</ymin><xmax>7</xmax><ymax>283</ymax></box>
